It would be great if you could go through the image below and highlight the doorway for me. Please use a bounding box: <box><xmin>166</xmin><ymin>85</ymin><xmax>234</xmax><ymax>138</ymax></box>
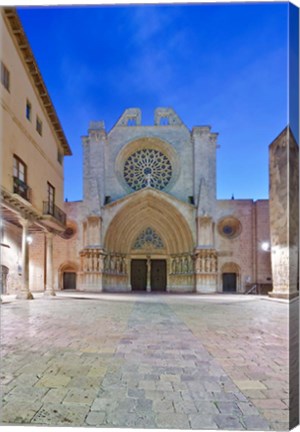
<box><xmin>151</xmin><ymin>260</ymin><xmax>167</xmax><ymax>291</ymax></box>
<box><xmin>63</xmin><ymin>272</ymin><xmax>76</xmax><ymax>290</ymax></box>
<box><xmin>1</xmin><ymin>265</ymin><xmax>9</xmax><ymax>294</ymax></box>
<box><xmin>222</xmin><ymin>273</ymin><xmax>237</xmax><ymax>292</ymax></box>
<box><xmin>131</xmin><ymin>260</ymin><xmax>147</xmax><ymax>291</ymax></box>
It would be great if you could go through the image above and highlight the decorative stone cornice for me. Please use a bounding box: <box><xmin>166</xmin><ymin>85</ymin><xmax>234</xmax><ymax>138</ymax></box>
<box><xmin>2</xmin><ymin>7</ymin><xmax>72</xmax><ymax>156</ymax></box>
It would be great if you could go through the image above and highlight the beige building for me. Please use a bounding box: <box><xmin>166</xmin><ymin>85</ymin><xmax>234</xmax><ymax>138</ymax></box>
<box><xmin>26</xmin><ymin>108</ymin><xmax>273</xmax><ymax>295</ymax></box>
<box><xmin>0</xmin><ymin>7</ymin><xmax>71</xmax><ymax>298</ymax></box>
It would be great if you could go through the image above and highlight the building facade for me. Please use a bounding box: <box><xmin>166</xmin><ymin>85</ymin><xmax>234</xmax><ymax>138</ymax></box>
<box><xmin>26</xmin><ymin>107</ymin><xmax>272</xmax><ymax>294</ymax></box>
<box><xmin>0</xmin><ymin>8</ymin><xmax>71</xmax><ymax>298</ymax></box>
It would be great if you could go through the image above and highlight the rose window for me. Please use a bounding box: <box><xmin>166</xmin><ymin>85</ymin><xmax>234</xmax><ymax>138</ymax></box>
<box><xmin>124</xmin><ymin>148</ymin><xmax>172</xmax><ymax>191</ymax></box>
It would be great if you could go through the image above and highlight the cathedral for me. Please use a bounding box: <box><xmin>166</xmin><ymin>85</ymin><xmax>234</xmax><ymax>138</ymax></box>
<box><xmin>1</xmin><ymin>8</ymin><xmax>297</xmax><ymax>299</ymax></box>
<box><xmin>54</xmin><ymin>107</ymin><xmax>271</xmax><ymax>294</ymax></box>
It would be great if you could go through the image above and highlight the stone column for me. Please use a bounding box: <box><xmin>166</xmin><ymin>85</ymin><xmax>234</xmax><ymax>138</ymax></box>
<box><xmin>146</xmin><ymin>256</ymin><xmax>151</xmax><ymax>292</ymax></box>
<box><xmin>44</xmin><ymin>232</ymin><xmax>55</xmax><ymax>297</ymax></box>
<box><xmin>17</xmin><ymin>219</ymin><xmax>33</xmax><ymax>300</ymax></box>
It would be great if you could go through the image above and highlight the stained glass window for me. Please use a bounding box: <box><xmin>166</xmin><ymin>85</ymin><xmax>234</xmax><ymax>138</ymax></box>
<box><xmin>124</xmin><ymin>148</ymin><xmax>172</xmax><ymax>191</ymax></box>
<box><xmin>133</xmin><ymin>227</ymin><xmax>164</xmax><ymax>249</ymax></box>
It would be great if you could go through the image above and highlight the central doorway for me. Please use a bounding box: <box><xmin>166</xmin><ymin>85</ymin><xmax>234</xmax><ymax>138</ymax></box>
<box><xmin>131</xmin><ymin>259</ymin><xmax>167</xmax><ymax>292</ymax></box>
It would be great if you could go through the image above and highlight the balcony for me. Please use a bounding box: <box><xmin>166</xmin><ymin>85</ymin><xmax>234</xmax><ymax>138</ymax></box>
<box><xmin>42</xmin><ymin>201</ymin><xmax>66</xmax><ymax>230</ymax></box>
<box><xmin>13</xmin><ymin>176</ymin><xmax>31</xmax><ymax>202</ymax></box>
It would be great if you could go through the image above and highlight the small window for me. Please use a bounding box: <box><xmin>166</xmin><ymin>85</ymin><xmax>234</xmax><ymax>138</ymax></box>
<box><xmin>36</xmin><ymin>116</ymin><xmax>43</xmax><ymax>135</ymax></box>
<box><xmin>1</xmin><ymin>61</ymin><xmax>10</xmax><ymax>92</ymax></box>
<box><xmin>13</xmin><ymin>155</ymin><xmax>26</xmax><ymax>183</ymax></box>
<box><xmin>13</xmin><ymin>155</ymin><xmax>30</xmax><ymax>200</ymax></box>
<box><xmin>47</xmin><ymin>182</ymin><xmax>55</xmax><ymax>213</ymax></box>
<box><xmin>26</xmin><ymin>100</ymin><xmax>32</xmax><ymax>121</ymax></box>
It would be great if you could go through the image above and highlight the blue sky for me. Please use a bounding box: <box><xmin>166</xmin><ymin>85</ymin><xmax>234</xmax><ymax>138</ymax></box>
<box><xmin>17</xmin><ymin>3</ymin><xmax>290</xmax><ymax>202</ymax></box>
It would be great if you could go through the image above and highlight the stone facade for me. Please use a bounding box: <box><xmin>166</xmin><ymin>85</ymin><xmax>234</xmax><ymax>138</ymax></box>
<box><xmin>27</xmin><ymin>108</ymin><xmax>273</xmax><ymax>294</ymax></box>
<box><xmin>269</xmin><ymin>127</ymin><xmax>299</xmax><ymax>299</ymax></box>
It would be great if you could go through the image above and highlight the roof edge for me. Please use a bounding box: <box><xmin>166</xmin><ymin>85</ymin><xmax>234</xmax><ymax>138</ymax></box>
<box><xmin>3</xmin><ymin>7</ymin><xmax>72</xmax><ymax>156</ymax></box>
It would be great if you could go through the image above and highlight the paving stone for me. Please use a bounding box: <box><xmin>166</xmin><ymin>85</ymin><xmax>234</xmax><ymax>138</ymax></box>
<box><xmin>62</xmin><ymin>388</ymin><xmax>97</xmax><ymax>405</ymax></box>
<box><xmin>35</xmin><ymin>374</ymin><xmax>71</xmax><ymax>388</ymax></box>
<box><xmin>252</xmin><ymin>398</ymin><xmax>288</xmax><ymax>410</ymax></box>
<box><xmin>1</xmin><ymin>400</ymin><xmax>43</xmax><ymax>424</ymax></box>
<box><xmin>152</xmin><ymin>398</ymin><xmax>175</xmax><ymax>413</ymax></box>
<box><xmin>156</xmin><ymin>412</ymin><xmax>191</xmax><ymax>429</ymax></box>
<box><xmin>127</xmin><ymin>387</ymin><xmax>145</xmax><ymax>398</ymax></box>
<box><xmin>4</xmin><ymin>385</ymin><xmax>48</xmax><ymax>403</ymax></box>
<box><xmin>160</xmin><ymin>373</ymin><xmax>180</xmax><ymax>383</ymax></box>
<box><xmin>214</xmin><ymin>414</ymin><xmax>245</xmax><ymax>430</ymax></box>
<box><xmin>173</xmin><ymin>399</ymin><xmax>198</xmax><ymax>414</ymax></box>
<box><xmin>193</xmin><ymin>400</ymin><xmax>219</xmax><ymax>415</ymax></box>
<box><xmin>234</xmin><ymin>379</ymin><xmax>267</xmax><ymax>390</ymax></box>
<box><xmin>241</xmin><ymin>415</ymin><xmax>272</xmax><ymax>430</ymax></box>
<box><xmin>12</xmin><ymin>373</ymin><xmax>40</xmax><ymax>387</ymax></box>
<box><xmin>106</xmin><ymin>409</ymin><xmax>156</xmax><ymax>427</ymax></box>
<box><xmin>139</xmin><ymin>380</ymin><xmax>156</xmax><ymax>390</ymax></box>
<box><xmin>42</xmin><ymin>387</ymin><xmax>69</xmax><ymax>404</ymax></box>
<box><xmin>189</xmin><ymin>413</ymin><xmax>219</xmax><ymax>429</ymax></box>
<box><xmin>155</xmin><ymin>380</ymin><xmax>174</xmax><ymax>391</ymax></box>
<box><xmin>260</xmin><ymin>408</ymin><xmax>289</xmax><ymax>423</ymax></box>
<box><xmin>237</xmin><ymin>401</ymin><xmax>262</xmax><ymax>416</ymax></box>
<box><xmin>215</xmin><ymin>401</ymin><xmax>242</xmax><ymax>416</ymax></box>
<box><xmin>66</xmin><ymin>376</ymin><xmax>103</xmax><ymax>389</ymax></box>
<box><xmin>31</xmin><ymin>402</ymin><xmax>90</xmax><ymax>426</ymax></box>
<box><xmin>242</xmin><ymin>389</ymin><xmax>267</xmax><ymax>399</ymax></box>
<box><xmin>91</xmin><ymin>397</ymin><xmax>119</xmax><ymax>412</ymax></box>
<box><xmin>85</xmin><ymin>410</ymin><xmax>106</xmax><ymax>425</ymax></box>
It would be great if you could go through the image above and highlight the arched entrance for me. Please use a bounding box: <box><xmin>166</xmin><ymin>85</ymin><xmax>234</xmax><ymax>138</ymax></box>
<box><xmin>221</xmin><ymin>262</ymin><xmax>240</xmax><ymax>292</ymax></box>
<box><xmin>104</xmin><ymin>189</ymin><xmax>194</xmax><ymax>292</ymax></box>
<box><xmin>59</xmin><ymin>262</ymin><xmax>78</xmax><ymax>290</ymax></box>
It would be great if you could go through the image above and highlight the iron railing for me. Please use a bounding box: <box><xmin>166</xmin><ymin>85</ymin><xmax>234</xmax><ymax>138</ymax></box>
<box><xmin>13</xmin><ymin>176</ymin><xmax>31</xmax><ymax>202</ymax></box>
<box><xmin>43</xmin><ymin>201</ymin><xmax>66</xmax><ymax>226</ymax></box>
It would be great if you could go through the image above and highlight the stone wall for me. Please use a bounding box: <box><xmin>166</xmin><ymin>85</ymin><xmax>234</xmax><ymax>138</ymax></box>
<box><xmin>269</xmin><ymin>127</ymin><xmax>299</xmax><ymax>298</ymax></box>
<box><xmin>215</xmin><ymin>199</ymin><xmax>271</xmax><ymax>292</ymax></box>
<box><xmin>1</xmin><ymin>222</ymin><xmax>22</xmax><ymax>293</ymax></box>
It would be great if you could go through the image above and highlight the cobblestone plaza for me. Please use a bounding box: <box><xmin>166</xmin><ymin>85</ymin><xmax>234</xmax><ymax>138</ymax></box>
<box><xmin>1</xmin><ymin>293</ymin><xmax>297</xmax><ymax>430</ymax></box>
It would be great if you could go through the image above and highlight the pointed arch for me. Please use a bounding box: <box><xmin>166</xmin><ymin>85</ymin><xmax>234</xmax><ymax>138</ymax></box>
<box><xmin>104</xmin><ymin>191</ymin><xmax>194</xmax><ymax>254</ymax></box>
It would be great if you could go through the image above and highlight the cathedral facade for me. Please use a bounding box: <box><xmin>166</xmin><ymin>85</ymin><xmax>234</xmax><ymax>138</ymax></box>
<box><xmin>53</xmin><ymin>107</ymin><xmax>271</xmax><ymax>294</ymax></box>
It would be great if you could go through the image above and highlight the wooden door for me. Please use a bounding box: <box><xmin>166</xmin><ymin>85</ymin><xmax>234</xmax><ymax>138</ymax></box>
<box><xmin>222</xmin><ymin>273</ymin><xmax>237</xmax><ymax>292</ymax></box>
<box><xmin>131</xmin><ymin>260</ymin><xmax>147</xmax><ymax>291</ymax></box>
<box><xmin>63</xmin><ymin>272</ymin><xmax>76</xmax><ymax>290</ymax></box>
<box><xmin>151</xmin><ymin>260</ymin><xmax>166</xmax><ymax>291</ymax></box>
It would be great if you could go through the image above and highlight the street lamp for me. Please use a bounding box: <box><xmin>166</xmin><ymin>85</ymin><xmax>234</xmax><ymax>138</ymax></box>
<box><xmin>261</xmin><ymin>241</ymin><xmax>270</xmax><ymax>252</ymax></box>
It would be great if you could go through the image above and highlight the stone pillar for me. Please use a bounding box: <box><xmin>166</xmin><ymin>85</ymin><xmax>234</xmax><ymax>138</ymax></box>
<box><xmin>17</xmin><ymin>219</ymin><xmax>33</xmax><ymax>300</ymax></box>
<box><xmin>192</xmin><ymin>126</ymin><xmax>218</xmax><ymax>211</ymax></box>
<box><xmin>146</xmin><ymin>256</ymin><xmax>151</xmax><ymax>292</ymax></box>
<box><xmin>85</xmin><ymin>216</ymin><xmax>102</xmax><ymax>247</ymax></box>
<box><xmin>44</xmin><ymin>232</ymin><xmax>55</xmax><ymax>297</ymax></box>
<box><xmin>196</xmin><ymin>215</ymin><xmax>214</xmax><ymax>248</ymax></box>
<box><xmin>269</xmin><ymin>127</ymin><xmax>299</xmax><ymax>299</ymax></box>
<box><xmin>194</xmin><ymin>249</ymin><xmax>218</xmax><ymax>293</ymax></box>
<box><xmin>127</xmin><ymin>258</ymin><xmax>131</xmax><ymax>290</ymax></box>
<box><xmin>82</xmin><ymin>121</ymin><xmax>107</xmax><ymax>213</ymax></box>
